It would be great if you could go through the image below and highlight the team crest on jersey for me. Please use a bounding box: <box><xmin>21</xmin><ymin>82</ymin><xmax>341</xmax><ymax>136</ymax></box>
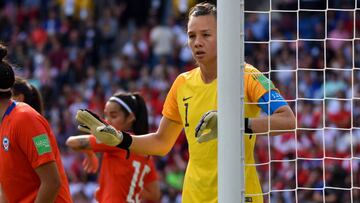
<box><xmin>2</xmin><ymin>136</ymin><xmax>10</xmax><ymax>151</ymax></box>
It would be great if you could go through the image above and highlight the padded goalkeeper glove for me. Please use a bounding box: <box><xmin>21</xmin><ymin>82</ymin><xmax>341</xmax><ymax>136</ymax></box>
<box><xmin>75</xmin><ymin>109</ymin><xmax>132</xmax><ymax>149</ymax></box>
<box><xmin>195</xmin><ymin>110</ymin><xmax>218</xmax><ymax>143</ymax></box>
<box><xmin>195</xmin><ymin>110</ymin><xmax>254</xmax><ymax>143</ymax></box>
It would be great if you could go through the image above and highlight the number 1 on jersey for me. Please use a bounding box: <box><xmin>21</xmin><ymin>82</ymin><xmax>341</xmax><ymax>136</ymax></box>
<box><xmin>184</xmin><ymin>103</ymin><xmax>189</xmax><ymax>127</ymax></box>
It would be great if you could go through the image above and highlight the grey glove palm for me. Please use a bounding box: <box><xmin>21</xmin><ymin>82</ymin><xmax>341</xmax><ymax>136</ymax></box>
<box><xmin>195</xmin><ymin>110</ymin><xmax>218</xmax><ymax>143</ymax></box>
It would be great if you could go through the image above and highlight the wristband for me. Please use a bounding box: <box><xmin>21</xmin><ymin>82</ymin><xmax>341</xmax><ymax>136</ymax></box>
<box><xmin>116</xmin><ymin>131</ymin><xmax>133</xmax><ymax>158</ymax></box>
<box><xmin>244</xmin><ymin>118</ymin><xmax>253</xmax><ymax>134</ymax></box>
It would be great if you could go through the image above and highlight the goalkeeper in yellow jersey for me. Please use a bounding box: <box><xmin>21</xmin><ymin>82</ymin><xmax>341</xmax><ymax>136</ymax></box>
<box><xmin>75</xmin><ymin>2</ymin><xmax>296</xmax><ymax>203</ymax></box>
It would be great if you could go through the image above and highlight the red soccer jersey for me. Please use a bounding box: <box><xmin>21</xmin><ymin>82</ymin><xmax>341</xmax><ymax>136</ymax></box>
<box><xmin>0</xmin><ymin>101</ymin><xmax>72</xmax><ymax>203</ymax></box>
<box><xmin>89</xmin><ymin>136</ymin><xmax>158</xmax><ymax>203</ymax></box>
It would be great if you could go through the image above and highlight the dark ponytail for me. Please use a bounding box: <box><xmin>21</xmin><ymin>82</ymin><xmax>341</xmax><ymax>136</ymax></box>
<box><xmin>131</xmin><ymin>93</ymin><xmax>149</xmax><ymax>135</ymax></box>
<box><xmin>0</xmin><ymin>44</ymin><xmax>15</xmax><ymax>99</ymax></box>
<box><xmin>13</xmin><ymin>77</ymin><xmax>44</xmax><ymax>115</ymax></box>
<box><xmin>112</xmin><ymin>92</ymin><xmax>149</xmax><ymax>134</ymax></box>
<box><xmin>29</xmin><ymin>84</ymin><xmax>44</xmax><ymax>115</ymax></box>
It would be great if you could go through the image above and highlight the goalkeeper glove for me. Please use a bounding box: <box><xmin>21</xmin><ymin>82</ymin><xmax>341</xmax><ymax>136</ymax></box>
<box><xmin>195</xmin><ymin>110</ymin><xmax>253</xmax><ymax>143</ymax></box>
<box><xmin>75</xmin><ymin>109</ymin><xmax>132</xmax><ymax>149</ymax></box>
<box><xmin>195</xmin><ymin>110</ymin><xmax>218</xmax><ymax>143</ymax></box>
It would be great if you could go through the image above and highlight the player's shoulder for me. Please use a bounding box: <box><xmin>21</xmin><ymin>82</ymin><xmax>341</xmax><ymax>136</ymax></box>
<box><xmin>244</xmin><ymin>63</ymin><xmax>261</xmax><ymax>73</ymax></box>
<box><xmin>173</xmin><ymin>67</ymin><xmax>200</xmax><ymax>85</ymax></box>
<box><xmin>11</xmin><ymin>103</ymin><xmax>40</xmax><ymax>122</ymax></box>
<box><xmin>178</xmin><ymin>67</ymin><xmax>199</xmax><ymax>79</ymax></box>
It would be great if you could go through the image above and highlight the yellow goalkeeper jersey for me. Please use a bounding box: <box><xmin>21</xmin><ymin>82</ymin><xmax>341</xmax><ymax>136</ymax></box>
<box><xmin>162</xmin><ymin>64</ymin><xmax>276</xmax><ymax>203</ymax></box>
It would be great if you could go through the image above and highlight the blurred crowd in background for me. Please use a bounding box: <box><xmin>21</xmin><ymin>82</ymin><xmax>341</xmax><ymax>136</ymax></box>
<box><xmin>1</xmin><ymin>0</ymin><xmax>360</xmax><ymax>202</ymax></box>
<box><xmin>246</xmin><ymin>0</ymin><xmax>360</xmax><ymax>202</ymax></box>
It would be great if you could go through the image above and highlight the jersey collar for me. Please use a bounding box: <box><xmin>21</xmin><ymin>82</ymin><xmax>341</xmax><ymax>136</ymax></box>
<box><xmin>2</xmin><ymin>100</ymin><xmax>16</xmax><ymax>121</ymax></box>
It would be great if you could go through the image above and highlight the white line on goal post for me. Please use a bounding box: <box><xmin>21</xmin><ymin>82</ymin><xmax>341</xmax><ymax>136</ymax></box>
<box><xmin>218</xmin><ymin>0</ymin><xmax>245</xmax><ymax>203</ymax></box>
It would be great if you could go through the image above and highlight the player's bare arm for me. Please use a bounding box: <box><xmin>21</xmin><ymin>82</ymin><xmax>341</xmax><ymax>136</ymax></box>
<box><xmin>130</xmin><ymin>117</ymin><xmax>183</xmax><ymax>156</ymax></box>
<box><xmin>75</xmin><ymin>109</ymin><xmax>183</xmax><ymax>156</ymax></box>
<box><xmin>0</xmin><ymin>183</ymin><xmax>7</xmax><ymax>203</ymax></box>
<box><xmin>196</xmin><ymin>105</ymin><xmax>295</xmax><ymax>143</ymax></box>
<box><xmin>34</xmin><ymin>161</ymin><xmax>61</xmax><ymax>203</ymax></box>
<box><xmin>66</xmin><ymin>135</ymin><xmax>91</xmax><ymax>151</ymax></box>
<box><xmin>66</xmin><ymin>135</ymin><xmax>99</xmax><ymax>173</ymax></box>
<box><xmin>251</xmin><ymin>105</ymin><xmax>296</xmax><ymax>135</ymax></box>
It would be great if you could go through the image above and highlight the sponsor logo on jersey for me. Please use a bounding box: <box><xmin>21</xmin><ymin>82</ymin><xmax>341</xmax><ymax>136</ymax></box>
<box><xmin>183</xmin><ymin>96</ymin><xmax>193</xmax><ymax>101</ymax></box>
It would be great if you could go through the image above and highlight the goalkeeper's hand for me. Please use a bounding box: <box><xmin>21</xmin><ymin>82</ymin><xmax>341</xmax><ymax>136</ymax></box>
<box><xmin>195</xmin><ymin>110</ymin><xmax>218</xmax><ymax>143</ymax></box>
<box><xmin>76</xmin><ymin>109</ymin><xmax>123</xmax><ymax>146</ymax></box>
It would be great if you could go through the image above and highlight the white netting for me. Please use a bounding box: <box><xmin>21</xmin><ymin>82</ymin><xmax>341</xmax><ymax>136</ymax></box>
<box><xmin>244</xmin><ymin>0</ymin><xmax>360</xmax><ymax>202</ymax></box>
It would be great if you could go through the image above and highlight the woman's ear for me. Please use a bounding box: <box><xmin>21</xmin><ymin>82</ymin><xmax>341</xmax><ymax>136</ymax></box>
<box><xmin>124</xmin><ymin>113</ymin><xmax>136</xmax><ymax>131</ymax></box>
<box><xmin>127</xmin><ymin>113</ymin><xmax>136</xmax><ymax>124</ymax></box>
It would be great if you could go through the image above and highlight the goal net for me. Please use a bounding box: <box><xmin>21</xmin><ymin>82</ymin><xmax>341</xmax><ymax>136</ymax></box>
<box><xmin>243</xmin><ymin>0</ymin><xmax>360</xmax><ymax>202</ymax></box>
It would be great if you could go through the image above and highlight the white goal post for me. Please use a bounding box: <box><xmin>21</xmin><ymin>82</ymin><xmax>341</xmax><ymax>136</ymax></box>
<box><xmin>218</xmin><ymin>0</ymin><xmax>245</xmax><ymax>203</ymax></box>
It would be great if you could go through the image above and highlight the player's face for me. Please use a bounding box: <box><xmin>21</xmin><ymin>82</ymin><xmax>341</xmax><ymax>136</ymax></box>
<box><xmin>104</xmin><ymin>101</ymin><xmax>134</xmax><ymax>131</ymax></box>
<box><xmin>187</xmin><ymin>15</ymin><xmax>217</xmax><ymax>66</ymax></box>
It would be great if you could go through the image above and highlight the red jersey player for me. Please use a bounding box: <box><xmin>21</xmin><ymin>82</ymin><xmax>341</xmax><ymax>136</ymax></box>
<box><xmin>66</xmin><ymin>92</ymin><xmax>160</xmax><ymax>203</ymax></box>
<box><xmin>0</xmin><ymin>44</ymin><xmax>72</xmax><ymax>203</ymax></box>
